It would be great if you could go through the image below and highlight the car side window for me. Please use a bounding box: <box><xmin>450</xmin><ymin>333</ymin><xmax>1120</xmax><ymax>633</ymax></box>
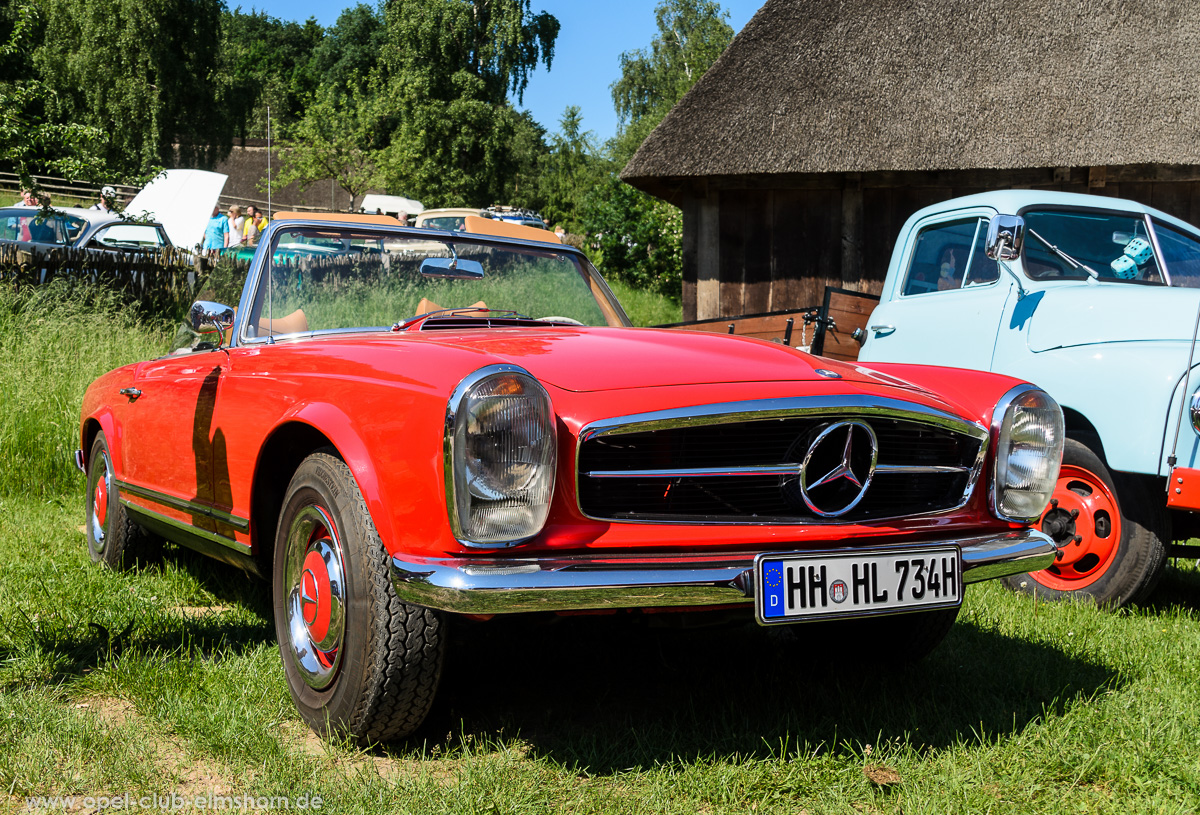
<box><xmin>1153</xmin><ymin>221</ymin><xmax>1200</xmax><ymax>288</ymax></box>
<box><xmin>92</xmin><ymin>224</ymin><xmax>168</xmax><ymax>250</ymax></box>
<box><xmin>901</xmin><ymin>217</ymin><xmax>997</xmax><ymax>296</ymax></box>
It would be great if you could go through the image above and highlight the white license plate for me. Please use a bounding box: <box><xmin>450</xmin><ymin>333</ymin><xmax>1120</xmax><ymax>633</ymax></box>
<box><xmin>754</xmin><ymin>546</ymin><xmax>962</xmax><ymax>625</ymax></box>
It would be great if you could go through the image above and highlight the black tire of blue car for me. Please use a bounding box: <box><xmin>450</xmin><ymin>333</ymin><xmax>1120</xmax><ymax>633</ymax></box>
<box><xmin>1002</xmin><ymin>437</ymin><xmax>1168</xmax><ymax>608</ymax></box>
<box><xmin>85</xmin><ymin>431</ymin><xmax>149</xmax><ymax>569</ymax></box>
<box><xmin>272</xmin><ymin>451</ymin><xmax>445</xmax><ymax>744</ymax></box>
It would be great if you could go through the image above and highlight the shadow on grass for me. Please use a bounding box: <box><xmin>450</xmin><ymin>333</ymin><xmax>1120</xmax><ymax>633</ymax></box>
<box><xmin>1139</xmin><ymin>558</ymin><xmax>1200</xmax><ymax>615</ymax></box>
<box><xmin>0</xmin><ymin>546</ymin><xmax>273</xmax><ymax>691</ymax></box>
<box><xmin>424</xmin><ymin>610</ymin><xmax>1117</xmax><ymax>773</ymax></box>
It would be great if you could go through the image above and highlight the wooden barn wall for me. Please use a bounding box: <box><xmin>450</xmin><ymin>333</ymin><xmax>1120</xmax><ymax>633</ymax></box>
<box><xmin>679</xmin><ymin>165</ymin><xmax>1200</xmax><ymax>321</ymax></box>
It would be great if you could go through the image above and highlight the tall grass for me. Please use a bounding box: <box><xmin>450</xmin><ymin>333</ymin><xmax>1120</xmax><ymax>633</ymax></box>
<box><xmin>0</xmin><ymin>282</ymin><xmax>172</xmax><ymax>498</ymax></box>
<box><xmin>605</xmin><ymin>278</ymin><xmax>682</xmax><ymax>326</ymax></box>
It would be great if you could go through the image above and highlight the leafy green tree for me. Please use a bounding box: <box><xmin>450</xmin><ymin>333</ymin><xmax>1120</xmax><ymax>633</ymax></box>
<box><xmin>378</xmin><ymin>0</ymin><xmax>559</xmax><ymax>207</ymax></box>
<box><xmin>307</xmin><ymin>4</ymin><xmax>386</xmax><ymax>99</ymax></box>
<box><xmin>583</xmin><ymin>173</ymin><xmax>682</xmax><ymax>295</ymax></box>
<box><xmin>609</xmin><ymin>0</ymin><xmax>733</xmax><ymax>164</ymax></box>
<box><xmin>275</xmin><ymin>82</ymin><xmax>394</xmax><ymax>210</ymax></box>
<box><xmin>33</xmin><ymin>0</ymin><xmax>233</xmax><ymax>175</ymax></box>
<box><xmin>220</xmin><ymin>10</ymin><xmax>324</xmax><ymax>140</ymax></box>
<box><xmin>0</xmin><ymin>2</ymin><xmax>106</xmax><ymax>198</ymax></box>
<box><xmin>539</xmin><ymin>106</ymin><xmax>611</xmax><ymax>234</ymax></box>
<box><xmin>584</xmin><ymin>0</ymin><xmax>734</xmax><ymax>296</ymax></box>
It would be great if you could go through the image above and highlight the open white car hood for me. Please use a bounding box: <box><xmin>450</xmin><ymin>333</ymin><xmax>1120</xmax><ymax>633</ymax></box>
<box><xmin>127</xmin><ymin>169</ymin><xmax>227</xmax><ymax>250</ymax></box>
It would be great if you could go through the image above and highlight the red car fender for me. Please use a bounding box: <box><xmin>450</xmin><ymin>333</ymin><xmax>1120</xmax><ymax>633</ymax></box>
<box><xmin>260</xmin><ymin>400</ymin><xmax>400</xmax><ymax>555</ymax></box>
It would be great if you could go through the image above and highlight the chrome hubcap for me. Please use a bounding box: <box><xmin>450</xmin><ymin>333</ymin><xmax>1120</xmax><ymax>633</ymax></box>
<box><xmin>90</xmin><ymin>455</ymin><xmax>111</xmax><ymax>552</ymax></box>
<box><xmin>284</xmin><ymin>505</ymin><xmax>347</xmax><ymax>690</ymax></box>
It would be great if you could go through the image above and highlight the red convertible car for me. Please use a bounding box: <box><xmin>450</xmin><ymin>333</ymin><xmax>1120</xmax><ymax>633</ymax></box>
<box><xmin>78</xmin><ymin>216</ymin><xmax>1064</xmax><ymax>743</ymax></box>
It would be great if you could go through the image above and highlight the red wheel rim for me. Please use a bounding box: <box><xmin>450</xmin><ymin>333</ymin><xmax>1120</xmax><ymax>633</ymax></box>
<box><xmin>93</xmin><ymin>475</ymin><xmax>109</xmax><ymax>527</ymax></box>
<box><xmin>1031</xmin><ymin>464</ymin><xmax>1122</xmax><ymax>591</ymax></box>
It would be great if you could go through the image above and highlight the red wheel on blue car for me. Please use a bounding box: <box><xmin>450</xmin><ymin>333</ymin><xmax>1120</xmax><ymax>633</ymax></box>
<box><xmin>85</xmin><ymin>431</ymin><xmax>147</xmax><ymax>569</ymax></box>
<box><xmin>273</xmin><ymin>451</ymin><xmax>445</xmax><ymax>744</ymax></box>
<box><xmin>1003</xmin><ymin>438</ymin><xmax>1167</xmax><ymax>607</ymax></box>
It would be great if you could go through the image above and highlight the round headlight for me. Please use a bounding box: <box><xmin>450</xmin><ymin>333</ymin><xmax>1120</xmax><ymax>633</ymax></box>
<box><xmin>991</xmin><ymin>385</ymin><xmax>1064</xmax><ymax>522</ymax></box>
<box><xmin>446</xmin><ymin>366</ymin><xmax>556</xmax><ymax>546</ymax></box>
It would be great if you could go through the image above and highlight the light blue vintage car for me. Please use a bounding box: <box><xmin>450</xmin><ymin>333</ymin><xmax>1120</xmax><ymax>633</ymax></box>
<box><xmin>860</xmin><ymin>190</ymin><xmax>1200</xmax><ymax>607</ymax></box>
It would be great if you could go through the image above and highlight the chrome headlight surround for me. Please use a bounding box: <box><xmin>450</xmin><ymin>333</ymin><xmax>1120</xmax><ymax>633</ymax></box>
<box><xmin>444</xmin><ymin>364</ymin><xmax>557</xmax><ymax>547</ymax></box>
<box><xmin>990</xmin><ymin>384</ymin><xmax>1064</xmax><ymax>523</ymax></box>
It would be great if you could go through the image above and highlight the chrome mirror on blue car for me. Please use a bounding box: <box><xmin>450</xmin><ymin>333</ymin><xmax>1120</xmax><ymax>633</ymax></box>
<box><xmin>986</xmin><ymin>214</ymin><xmax>1025</xmax><ymax>261</ymax></box>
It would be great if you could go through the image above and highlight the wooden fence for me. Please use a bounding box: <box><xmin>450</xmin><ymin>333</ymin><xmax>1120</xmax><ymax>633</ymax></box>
<box><xmin>0</xmin><ymin>243</ymin><xmax>238</xmax><ymax>317</ymax></box>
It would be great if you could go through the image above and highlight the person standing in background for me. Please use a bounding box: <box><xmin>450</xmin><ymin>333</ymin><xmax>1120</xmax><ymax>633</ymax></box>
<box><xmin>90</xmin><ymin>186</ymin><xmax>118</xmax><ymax>213</ymax></box>
<box><xmin>227</xmin><ymin>205</ymin><xmax>245</xmax><ymax>247</ymax></box>
<box><xmin>243</xmin><ymin>205</ymin><xmax>267</xmax><ymax>246</ymax></box>
<box><xmin>202</xmin><ymin>205</ymin><xmax>229</xmax><ymax>257</ymax></box>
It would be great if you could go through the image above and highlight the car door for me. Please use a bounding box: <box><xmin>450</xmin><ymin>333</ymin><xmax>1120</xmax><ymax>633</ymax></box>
<box><xmin>861</xmin><ymin>208</ymin><xmax>1016</xmax><ymax>371</ymax></box>
<box><xmin>117</xmin><ymin>347</ymin><xmax>227</xmax><ymax>536</ymax></box>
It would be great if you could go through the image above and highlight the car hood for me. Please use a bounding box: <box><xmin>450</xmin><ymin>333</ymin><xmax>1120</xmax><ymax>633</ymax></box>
<box><xmin>1025</xmin><ymin>283</ymin><xmax>1200</xmax><ymax>351</ymax></box>
<box><xmin>423</xmin><ymin>326</ymin><xmax>909</xmax><ymax>393</ymax></box>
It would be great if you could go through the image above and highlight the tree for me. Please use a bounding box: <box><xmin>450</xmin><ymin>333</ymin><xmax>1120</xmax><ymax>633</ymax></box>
<box><xmin>582</xmin><ymin>173</ymin><xmax>682</xmax><ymax>296</ymax></box>
<box><xmin>583</xmin><ymin>0</ymin><xmax>734</xmax><ymax>296</ymax></box>
<box><xmin>274</xmin><ymin>82</ymin><xmax>393</xmax><ymax>211</ymax></box>
<box><xmin>609</xmin><ymin>0</ymin><xmax>733</xmax><ymax>163</ymax></box>
<box><xmin>377</xmin><ymin>0</ymin><xmax>559</xmax><ymax>206</ymax></box>
<box><xmin>33</xmin><ymin>0</ymin><xmax>233</xmax><ymax>175</ymax></box>
<box><xmin>0</xmin><ymin>2</ymin><xmax>106</xmax><ymax>198</ymax></box>
<box><xmin>220</xmin><ymin>10</ymin><xmax>324</xmax><ymax>141</ymax></box>
<box><xmin>538</xmin><ymin>106</ymin><xmax>611</xmax><ymax>233</ymax></box>
<box><xmin>307</xmin><ymin>4</ymin><xmax>386</xmax><ymax>100</ymax></box>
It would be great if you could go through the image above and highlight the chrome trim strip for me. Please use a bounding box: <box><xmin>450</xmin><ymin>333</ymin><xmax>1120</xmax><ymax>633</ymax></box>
<box><xmin>114</xmin><ymin>479</ymin><xmax>250</xmax><ymax>532</ymax></box>
<box><xmin>389</xmin><ymin>529</ymin><xmax>1056</xmax><ymax>615</ymax></box>
<box><xmin>120</xmin><ymin>499</ymin><xmax>252</xmax><ymax>555</ymax></box>
<box><xmin>575</xmin><ymin>395</ymin><xmax>989</xmax><ymax>524</ymax></box>
<box><xmin>578</xmin><ymin>395</ymin><xmax>989</xmax><ymax>442</ymax></box>
<box><xmin>582</xmin><ymin>463</ymin><xmax>974</xmax><ymax>479</ymax></box>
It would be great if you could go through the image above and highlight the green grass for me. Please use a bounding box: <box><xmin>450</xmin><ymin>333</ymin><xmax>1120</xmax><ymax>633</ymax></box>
<box><xmin>5</xmin><ymin>492</ymin><xmax>1200</xmax><ymax>813</ymax></box>
<box><xmin>6</xmin><ymin>282</ymin><xmax>1200</xmax><ymax>813</ymax></box>
<box><xmin>606</xmin><ymin>277</ymin><xmax>683</xmax><ymax>326</ymax></box>
<box><xmin>0</xmin><ymin>283</ymin><xmax>173</xmax><ymax>498</ymax></box>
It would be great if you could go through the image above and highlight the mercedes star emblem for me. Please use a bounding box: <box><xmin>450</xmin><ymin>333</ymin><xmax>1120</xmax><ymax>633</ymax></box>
<box><xmin>797</xmin><ymin>420</ymin><xmax>879</xmax><ymax>517</ymax></box>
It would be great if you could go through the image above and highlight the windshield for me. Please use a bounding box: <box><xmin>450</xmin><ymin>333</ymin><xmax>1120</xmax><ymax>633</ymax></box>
<box><xmin>241</xmin><ymin>225</ymin><xmax>629</xmax><ymax>340</ymax></box>
<box><xmin>0</xmin><ymin>209</ymin><xmax>87</xmax><ymax>246</ymax></box>
<box><xmin>1021</xmin><ymin>209</ymin><xmax>1165</xmax><ymax>284</ymax></box>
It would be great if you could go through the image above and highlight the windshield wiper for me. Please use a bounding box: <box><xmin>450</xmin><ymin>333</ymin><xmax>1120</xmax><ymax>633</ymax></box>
<box><xmin>1027</xmin><ymin>228</ymin><xmax>1100</xmax><ymax>279</ymax></box>
<box><xmin>392</xmin><ymin>307</ymin><xmax>530</xmax><ymax>331</ymax></box>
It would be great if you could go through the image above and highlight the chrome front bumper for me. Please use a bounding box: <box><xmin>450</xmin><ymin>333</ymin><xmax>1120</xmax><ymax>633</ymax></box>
<box><xmin>390</xmin><ymin>529</ymin><xmax>1056</xmax><ymax>615</ymax></box>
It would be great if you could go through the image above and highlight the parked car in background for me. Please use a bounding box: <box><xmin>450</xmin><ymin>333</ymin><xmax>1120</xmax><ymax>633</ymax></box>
<box><xmin>860</xmin><ymin>190</ymin><xmax>1200</xmax><ymax>607</ymax></box>
<box><xmin>79</xmin><ymin>214</ymin><xmax>1063</xmax><ymax>744</ymax></box>
<box><xmin>414</xmin><ymin>207</ymin><xmax>487</xmax><ymax>231</ymax></box>
<box><xmin>0</xmin><ymin>206</ymin><xmax>173</xmax><ymax>255</ymax></box>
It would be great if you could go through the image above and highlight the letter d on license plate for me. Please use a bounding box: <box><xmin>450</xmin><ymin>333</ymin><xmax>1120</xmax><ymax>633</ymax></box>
<box><xmin>754</xmin><ymin>546</ymin><xmax>962</xmax><ymax>625</ymax></box>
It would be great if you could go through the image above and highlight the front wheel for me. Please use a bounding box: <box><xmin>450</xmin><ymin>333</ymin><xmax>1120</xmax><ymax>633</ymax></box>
<box><xmin>273</xmin><ymin>452</ymin><xmax>445</xmax><ymax>744</ymax></box>
<box><xmin>1003</xmin><ymin>437</ymin><xmax>1168</xmax><ymax>607</ymax></box>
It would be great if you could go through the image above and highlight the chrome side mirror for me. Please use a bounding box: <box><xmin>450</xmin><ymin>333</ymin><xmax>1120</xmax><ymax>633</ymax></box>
<box><xmin>986</xmin><ymin>215</ymin><xmax>1025</xmax><ymax>261</ymax></box>
<box><xmin>190</xmin><ymin>300</ymin><xmax>234</xmax><ymax>333</ymax></box>
<box><xmin>1190</xmin><ymin>390</ymin><xmax>1200</xmax><ymax>436</ymax></box>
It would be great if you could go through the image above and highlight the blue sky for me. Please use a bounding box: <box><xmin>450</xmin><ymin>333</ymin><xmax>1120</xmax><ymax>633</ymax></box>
<box><xmin>232</xmin><ymin>0</ymin><xmax>765</xmax><ymax>144</ymax></box>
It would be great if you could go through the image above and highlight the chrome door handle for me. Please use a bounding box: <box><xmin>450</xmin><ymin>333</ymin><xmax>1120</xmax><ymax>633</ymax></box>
<box><xmin>118</xmin><ymin>387</ymin><xmax>142</xmax><ymax>400</ymax></box>
<box><xmin>869</xmin><ymin>324</ymin><xmax>896</xmax><ymax>334</ymax></box>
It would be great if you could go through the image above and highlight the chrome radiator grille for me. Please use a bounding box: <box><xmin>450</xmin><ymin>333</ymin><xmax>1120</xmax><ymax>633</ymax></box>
<box><xmin>576</xmin><ymin>397</ymin><xmax>988</xmax><ymax>524</ymax></box>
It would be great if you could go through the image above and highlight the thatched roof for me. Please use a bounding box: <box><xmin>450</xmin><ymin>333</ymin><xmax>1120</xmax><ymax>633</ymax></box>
<box><xmin>623</xmin><ymin>0</ymin><xmax>1200</xmax><ymax>194</ymax></box>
